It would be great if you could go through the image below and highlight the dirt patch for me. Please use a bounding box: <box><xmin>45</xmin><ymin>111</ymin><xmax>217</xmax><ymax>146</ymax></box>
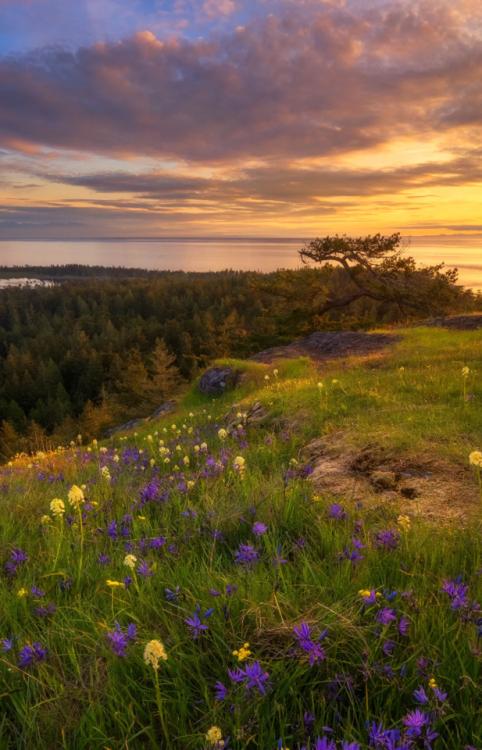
<box><xmin>415</xmin><ymin>314</ymin><xmax>482</xmax><ymax>331</ymax></box>
<box><xmin>249</xmin><ymin>331</ymin><xmax>401</xmax><ymax>365</ymax></box>
<box><xmin>302</xmin><ymin>434</ymin><xmax>479</xmax><ymax>524</ymax></box>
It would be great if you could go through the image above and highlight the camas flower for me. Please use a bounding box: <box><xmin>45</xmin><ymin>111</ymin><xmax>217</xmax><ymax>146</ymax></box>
<box><xmin>5</xmin><ymin>548</ymin><xmax>28</xmax><ymax>576</ymax></box>
<box><xmin>50</xmin><ymin>498</ymin><xmax>65</xmax><ymax>516</ymax></box>
<box><xmin>402</xmin><ymin>710</ymin><xmax>429</xmax><ymax>737</ymax></box>
<box><xmin>328</xmin><ymin>503</ymin><xmax>348</xmax><ymax>520</ymax></box>
<box><xmin>143</xmin><ymin>639</ymin><xmax>167</xmax><ymax>669</ymax></box>
<box><xmin>18</xmin><ymin>642</ymin><xmax>48</xmax><ymax>667</ymax></box>
<box><xmin>375</xmin><ymin>607</ymin><xmax>397</xmax><ymax>626</ymax></box>
<box><xmin>185</xmin><ymin>604</ymin><xmax>213</xmax><ymax>638</ymax></box>
<box><xmin>243</xmin><ymin>660</ymin><xmax>269</xmax><ymax>695</ymax></box>
<box><xmin>253</xmin><ymin>522</ymin><xmax>267</xmax><ymax>536</ymax></box>
<box><xmin>214</xmin><ymin>682</ymin><xmax>228</xmax><ymax>700</ymax></box>
<box><xmin>235</xmin><ymin>543</ymin><xmax>260</xmax><ymax>568</ymax></box>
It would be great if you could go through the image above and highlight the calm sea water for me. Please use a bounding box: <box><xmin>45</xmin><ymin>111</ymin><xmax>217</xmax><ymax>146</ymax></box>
<box><xmin>0</xmin><ymin>236</ymin><xmax>480</xmax><ymax>289</ymax></box>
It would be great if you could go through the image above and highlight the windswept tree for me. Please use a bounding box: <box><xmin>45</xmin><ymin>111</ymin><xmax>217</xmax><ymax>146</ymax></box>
<box><xmin>298</xmin><ymin>232</ymin><xmax>462</xmax><ymax>316</ymax></box>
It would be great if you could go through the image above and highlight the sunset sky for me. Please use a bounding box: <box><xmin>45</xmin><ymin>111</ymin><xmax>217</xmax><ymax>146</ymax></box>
<box><xmin>1</xmin><ymin>0</ymin><xmax>482</xmax><ymax>238</ymax></box>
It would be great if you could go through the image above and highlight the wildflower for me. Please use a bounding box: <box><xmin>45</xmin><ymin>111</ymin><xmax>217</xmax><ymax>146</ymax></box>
<box><xmin>433</xmin><ymin>686</ymin><xmax>448</xmax><ymax>701</ymax></box>
<box><xmin>462</xmin><ymin>366</ymin><xmax>470</xmax><ymax>377</ymax></box>
<box><xmin>375</xmin><ymin>607</ymin><xmax>397</xmax><ymax>626</ymax></box>
<box><xmin>402</xmin><ymin>709</ymin><xmax>428</xmax><ymax>737</ymax></box>
<box><xmin>137</xmin><ymin>561</ymin><xmax>154</xmax><ymax>578</ymax></box>
<box><xmin>185</xmin><ymin>604</ymin><xmax>212</xmax><ymax>639</ymax></box>
<box><xmin>233</xmin><ymin>456</ymin><xmax>246</xmax><ymax>476</ymax></box>
<box><xmin>397</xmin><ymin>515</ymin><xmax>411</xmax><ymax>532</ymax></box>
<box><xmin>317</xmin><ymin>382</ymin><xmax>323</xmax><ymax>388</ymax></box>
<box><xmin>5</xmin><ymin>548</ymin><xmax>28</xmax><ymax>576</ymax></box>
<box><xmin>359</xmin><ymin>590</ymin><xmax>380</xmax><ymax>604</ymax></box>
<box><xmin>233</xmin><ymin>643</ymin><xmax>251</xmax><ymax>661</ymax></box>
<box><xmin>214</xmin><ymin>681</ymin><xmax>228</xmax><ymax>700</ymax></box>
<box><xmin>101</xmin><ymin>466</ymin><xmax>111</xmax><ymax>480</ymax></box>
<box><xmin>253</xmin><ymin>522</ymin><xmax>267</xmax><ymax>536</ymax></box>
<box><xmin>123</xmin><ymin>576</ymin><xmax>133</xmax><ymax>589</ymax></box>
<box><xmin>68</xmin><ymin>485</ymin><xmax>84</xmax><ymax>509</ymax></box>
<box><xmin>341</xmin><ymin>743</ymin><xmax>360</xmax><ymax>750</ymax></box>
<box><xmin>469</xmin><ymin>451</ymin><xmax>482</xmax><ymax>467</ymax></box>
<box><xmin>313</xmin><ymin>738</ymin><xmax>336</xmax><ymax>750</ymax></box>
<box><xmin>143</xmin><ymin>639</ymin><xmax>167</xmax><ymax>669</ymax></box>
<box><xmin>398</xmin><ymin>615</ymin><xmax>411</xmax><ymax>636</ymax></box>
<box><xmin>31</xmin><ymin>585</ymin><xmax>45</xmax><ymax>599</ymax></box>
<box><xmin>1</xmin><ymin>634</ymin><xmax>18</xmax><ymax>652</ymax></box>
<box><xmin>18</xmin><ymin>642</ymin><xmax>48</xmax><ymax>667</ymax></box>
<box><xmin>243</xmin><ymin>660</ymin><xmax>269</xmax><ymax>695</ymax></box>
<box><xmin>264</xmin><ymin>374</ymin><xmax>270</xmax><ymax>380</ymax></box>
<box><xmin>50</xmin><ymin>498</ymin><xmax>65</xmax><ymax>516</ymax></box>
<box><xmin>97</xmin><ymin>553</ymin><xmax>111</xmax><ymax>568</ymax></box>
<box><xmin>413</xmin><ymin>686</ymin><xmax>429</xmax><ymax>704</ymax></box>
<box><xmin>234</xmin><ymin>543</ymin><xmax>260</xmax><ymax>568</ymax></box>
<box><xmin>218</xmin><ymin>429</ymin><xmax>228</xmax><ymax>441</ymax></box>
<box><xmin>328</xmin><ymin>503</ymin><xmax>348</xmax><ymax>520</ymax></box>
<box><xmin>40</xmin><ymin>515</ymin><xmax>51</xmax><ymax>525</ymax></box>
<box><xmin>165</xmin><ymin>586</ymin><xmax>180</xmax><ymax>603</ymax></box>
<box><xmin>271</xmin><ymin>545</ymin><xmax>288</xmax><ymax>569</ymax></box>
<box><xmin>124</xmin><ymin>554</ymin><xmax>137</xmax><ymax>569</ymax></box>
<box><xmin>206</xmin><ymin>727</ymin><xmax>223</xmax><ymax>744</ymax></box>
<box><xmin>106</xmin><ymin>580</ymin><xmax>124</xmax><ymax>588</ymax></box>
<box><xmin>374</xmin><ymin>530</ymin><xmax>400</xmax><ymax>550</ymax></box>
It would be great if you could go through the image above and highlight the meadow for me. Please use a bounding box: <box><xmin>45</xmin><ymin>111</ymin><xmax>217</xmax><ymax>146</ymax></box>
<box><xmin>0</xmin><ymin>326</ymin><xmax>481</xmax><ymax>750</ymax></box>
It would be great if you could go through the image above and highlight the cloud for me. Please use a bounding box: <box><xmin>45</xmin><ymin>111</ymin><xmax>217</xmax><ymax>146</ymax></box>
<box><xmin>203</xmin><ymin>0</ymin><xmax>236</xmax><ymax>17</ymax></box>
<box><xmin>1</xmin><ymin>1</ymin><xmax>482</xmax><ymax>163</ymax></box>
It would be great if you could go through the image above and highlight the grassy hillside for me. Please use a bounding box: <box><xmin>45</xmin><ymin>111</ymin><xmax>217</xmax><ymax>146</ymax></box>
<box><xmin>0</xmin><ymin>326</ymin><xmax>481</xmax><ymax>749</ymax></box>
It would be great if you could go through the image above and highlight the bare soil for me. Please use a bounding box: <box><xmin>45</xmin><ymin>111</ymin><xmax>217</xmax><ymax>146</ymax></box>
<box><xmin>301</xmin><ymin>432</ymin><xmax>480</xmax><ymax>525</ymax></box>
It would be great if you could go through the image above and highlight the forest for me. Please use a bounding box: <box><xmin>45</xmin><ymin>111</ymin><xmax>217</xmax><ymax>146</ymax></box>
<box><xmin>0</xmin><ymin>263</ymin><xmax>479</xmax><ymax>459</ymax></box>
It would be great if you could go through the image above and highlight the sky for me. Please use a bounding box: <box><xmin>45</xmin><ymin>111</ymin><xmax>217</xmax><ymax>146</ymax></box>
<box><xmin>1</xmin><ymin>0</ymin><xmax>482</xmax><ymax>239</ymax></box>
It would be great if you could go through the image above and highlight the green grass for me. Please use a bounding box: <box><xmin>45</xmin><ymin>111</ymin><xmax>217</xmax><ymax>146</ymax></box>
<box><xmin>0</xmin><ymin>327</ymin><xmax>481</xmax><ymax>749</ymax></box>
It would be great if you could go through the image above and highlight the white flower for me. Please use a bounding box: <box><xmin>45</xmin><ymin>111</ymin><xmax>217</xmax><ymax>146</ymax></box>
<box><xmin>144</xmin><ymin>639</ymin><xmax>167</xmax><ymax>670</ymax></box>
<box><xmin>124</xmin><ymin>554</ymin><xmax>137</xmax><ymax>569</ymax></box>
<box><xmin>50</xmin><ymin>498</ymin><xmax>65</xmax><ymax>516</ymax></box>
<box><xmin>68</xmin><ymin>485</ymin><xmax>84</xmax><ymax>510</ymax></box>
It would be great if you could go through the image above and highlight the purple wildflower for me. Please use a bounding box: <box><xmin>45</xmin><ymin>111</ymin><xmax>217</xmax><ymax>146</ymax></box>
<box><xmin>184</xmin><ymin>604</ymin><xmax>212</xmax><ymax>639</ymax></box>
<box><xmin>375</xmin><ymin>607</ymin><xmax>397</xmax><ymax>626</ymax></box>
<box><xmin>33</xmin><ymin>603</ymin><xmax>55</xmax><ymax>619</ymax></box>
<box><xmin>313</xmin><ymin>738</ymin><xmax>336</xmax><ymax>750</ymax></box>
<box><xmin>398</xmin><ymin>615</ymin><xmax>411</xmax><ymax>636</ymax></box>
<box><xmin>375</xmin><ymin>530</ymin><xmax>400</xmax><ymax>550</ymax></box>
<box><xmin>107</xmin><ymin>623</ymin><xmax>129</xmax><ymax>657</ymax></box>
<box><xmin>107</xmin><ymin>521</ymin><xmax>118</xmax><ymax>540</ymax></box>
<box><xmin>341</xmin><ymin>743</ymin><xmax>361</xmax><ymax>750</ymax></box>
<box><xmin>97</xmin><ymin>553</ymin><xmax>111</xmax><ymax>568</ymax></box>
<box><xmin>402</xmin><ymin>710</ymin><xmax>428</xmax><ymax>737</ymax></box>
<box><xmin>243</xmin><ymin>660</ymin><xmax>269</xmax><ymax>695</ymax></box>
<box><xmin>18</xmin><ymin>642</ymin><xmax>48</xmax><ymax>667</ymax></box>
<box><xmin>31</xmin><ymin>586</ymin><xmax>45</xmax><ymax>599</ymax></box>
<box><xmin>165</xmin><ymin>586</ymin><xmax>180</xmax><ymax>603</ymax></box>
<box><xmin>5</xmin><ymin>548</ymin><xmax>28</xmax><ymax>576</ymax></box>
<box><xmin>271</xmin><ymin>545</ymin><xmax>288</xmax><ymax>569</ymax></box>
<box><xmin>328</xmin><ymin>503</ymin><xmax>348</xmax><ymax>520</ymax></box>
<box><xmin>136</xmin><ymin>561</ymin><xmax>154</xmax><ymax>577</ymax></box>
<box><xmin>235</xmin><ymin>543</ymin><xmax>260</xmax><ymax>568</ymax></box>
<box><xmin>433</xmin><ymin>686</ymin><xmax>448</xmax><ymax>701</ymax></box>
<box><xmin>413</xmin><ymin>686</ymin><xmax>429</xmax><ymax>704</ymax></box>
<box><xmin>253</xmin><ymin>522</ymin><xmax>268</xmax><ymax>536</ymax></box>
<box><xmin>214</xmin><ymin>681</ymin><xmax>228</xmax><ymax>700</ymax></box>
<box><xmin>149</xmin><ymin>537</ymin><xmax>166</xmax><ymax>549</ymax></box>
<box><xmin>123</xmin><ymin>576</ymin><xmax>133</xmax><ymax>588</ymax></box>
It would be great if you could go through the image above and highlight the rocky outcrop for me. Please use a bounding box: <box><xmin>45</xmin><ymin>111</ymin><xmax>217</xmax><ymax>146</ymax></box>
<box><xmin>417</xmin><ymin>314</ymin><xmax>482</xmax><ymax>331</ymax></box>
<box><xmin>149</xmin><ymin>399</ymin><xmax>176</xmax><ymax>421</ymax></box>
<box><xmin>104</xmin><ymin>399</ymin><xmax>176</xmax><ymax>437</ymax></box>
<box><xmin>250</xmin><ymin>330</ymin><xmax>400</xmax><ymax>365</ymax></box>
<box><xmin>197</xmin><ymin>367</ymin><xmax>240</xmax><ymax>395</ymax></box>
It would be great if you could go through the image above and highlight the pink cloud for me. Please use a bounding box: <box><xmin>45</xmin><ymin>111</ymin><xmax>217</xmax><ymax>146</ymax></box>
<box><xmin>0</xmin><ymin>0</ymin><xmax>481</xmax><ymax>165</ymax></box>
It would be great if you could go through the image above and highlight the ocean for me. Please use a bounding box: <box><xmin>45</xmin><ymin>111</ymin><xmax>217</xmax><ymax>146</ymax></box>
<box><xmin>0</xmin><ymin>236</ymin><xmax>480</xmax><ymax>289</ymax></box>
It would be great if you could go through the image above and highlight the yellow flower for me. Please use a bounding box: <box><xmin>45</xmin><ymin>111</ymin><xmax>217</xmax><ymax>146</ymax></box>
<box><xmin>428</xmin><ymin>678</ymin><xmax>437</xmax><ymax>689</ymax></box>
<box><xmin>462</xmin><ymin>366</ymin><xmax>470</xmax><ymax>377</ymax></box>
<box><xmin>206</xmin><ymin>727</ymin><xmax>223</xmax><ymax>744</ymax></box>
<box><xmin>469</xmin><ymin>451</ymin><xmax>482</xmax><ymax>467</ymax></box>
<box><xmin>183</xmin><ymin>456</ymin><xmax>190</xmax><ymax>466</ymax></box>
<box><xmin>17</xmin><ymin>588</ymin><xmax>28</xmax><ymax>597</ymax></box>
<box><xmin>397</xmin><ymin>515</ymin><xmax>411</xmax><ymax>532</ymax></box>
<box><xmin>101</xmin><ymin>466</ymin><xmax>111</xmax><ymax>480</ymax></box>
<box><xmin>218</xmin><ymin>428</ymin><xmax>228</xmax><ymax>441</ymax></box>
<box><xmin>317</xmin><ymin>382</ymin><xmax>323</xmax><ymax>388</ymax></box>
<box><xmin>124</xmin><ymin>554</ymin><xmax>137</xmax><ymax>569</ymax></box>
<box><xmin>171</xmin><ymin>424</ymin><xmax>176</xmax><ymax>430</ymax></box>
<box><xmin>144</xmin><ymin>639</ymin><xmax>167</xmax><ymax>669</ymax></box>
<box><xmin>273</xmin><ymin>369</ymin><xmax>278</xmax><ymax>375</ymax></box>
<box><xmin>50</xmin><ymin>498</ymin><xmax>65</xmax><ymax>516</ymax></box>
<box><xmin>201</xmin><ymin>442</ymin><xmax>207</xmax><ymax>450</ymax></box>
<box><xmin>264</xmin><ymin>374</ymin><xmax>270</xmax><ymax>380</ymax></box>
<box><xmin>194</xmin><ymin>445</ymin><xmax>200</xmax><ymax>452</ymax></box>
<box><xmin>68</xmin><ymin>485</ymin><xmax>84</xmax><ymax>510</ymax></box>
<box><xmin>106</xmin><ymin>580</ymin><xmax>124</xmax><ymax>587</ymax></box>
<box><xmin>233</xmin><ymin>643</ymin><xmax>252</xmax><ymax>661</ymax></box>
<box><xmin>147</xmin><ymin>435</ymin><xmax>152</xmax><ymax>441</ymax></box>
<box><xmin>41</xmin><ymin>515</ymin><xmax>52</xmax><ymax>525</ymax></box>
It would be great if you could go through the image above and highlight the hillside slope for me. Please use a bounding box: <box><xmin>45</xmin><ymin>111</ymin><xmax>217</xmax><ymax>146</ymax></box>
<box><xmin>0</xmin><ymin>325</ymin><xmax>481</xmax><ymax>750</ymax></box>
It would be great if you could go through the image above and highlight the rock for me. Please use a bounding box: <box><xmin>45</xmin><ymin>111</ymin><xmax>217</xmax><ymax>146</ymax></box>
<box><xmin>197</xmin><ymin>367</ymin><xmax>239</xmax><ymax>395</ymax></box>
<box><xmin>149</xmin><ymin>400</ymin><xmax>176</xmax><ymax>421</ymax></box>
<box><xmin>371</xmin><ymin>470</ymin><xmax>398</xmax><ymax>490</ymax></box>
<box><xmin>250</xmin><ymin>331</ymin><xmax>401</xmax><ymax>365</ymax></box>
<box><xmin>225</xmin><ymin>401</ymin><xmax>268</xmax><ymax>431</ymax></box>
<box><xmin>104</xmin><ymin>417</ymin><xmax>149</xmax><ymax>438</ymax></box>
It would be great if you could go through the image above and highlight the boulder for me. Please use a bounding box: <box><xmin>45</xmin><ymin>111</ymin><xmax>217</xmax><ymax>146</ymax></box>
<box><xmin>149</xmin><ymin>400</ymin><xmax>176</xmax><ymax>421</ymax></box>
<box><xmin>104</xmin><ymin>417</ymin><xmax>149</xmax><ymax>438</ymax></box>
<box><xmin>197</xmin><ymin>367</ymin><xmax>239</xmax><ymax>396</ymax></box>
